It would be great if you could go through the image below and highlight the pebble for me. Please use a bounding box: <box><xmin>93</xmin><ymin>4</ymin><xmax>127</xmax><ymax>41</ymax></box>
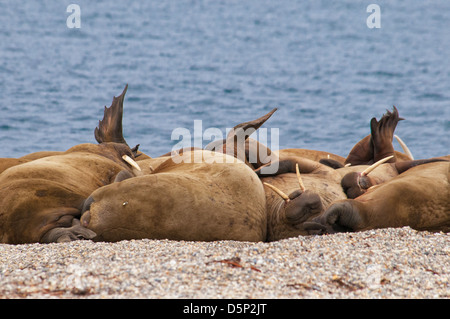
<box><xmin>0</xmin><ymin>227</ymin><xmax>448</xmax><ymax>299</ymax></box>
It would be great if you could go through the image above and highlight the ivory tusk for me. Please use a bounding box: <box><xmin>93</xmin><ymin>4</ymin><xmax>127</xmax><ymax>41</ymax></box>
<box><xmin>263</xmin><ymin>182</ymin><xmax>290</xmax><ymax>202</ymax></box>
<box><xmin>122</xmin><ymin>155</ymin><xmax>142</xmax><ymax>171</ymax></box>
<box><xmin>361</xmin><ymin>155</ymin><xmax>394</xmax><ymax>176</ymax></box>
<box><xmin>394</xmin><ymin>135</ymin><xmax>414</xmax><ymax>160</ymax></box>
<box><xmin>295</xmin><ymin>163</ymin><xmax>306</xmax><ymax>191</ymax></box>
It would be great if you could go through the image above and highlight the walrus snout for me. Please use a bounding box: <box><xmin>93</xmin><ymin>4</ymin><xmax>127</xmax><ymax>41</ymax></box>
<box><xmin>341</xmin><ymin>172</ymin><xmax>375</xmax><ymax>199</ymax></box>
<box><xmin>285</xmin><ymin>190</ymin><xmax>323</xmax><ymax>224</ymax></box>
<box><xmin>314</xmin><ymin>200</ymin><xmax>362</xmax><ymax>233</ymax></box>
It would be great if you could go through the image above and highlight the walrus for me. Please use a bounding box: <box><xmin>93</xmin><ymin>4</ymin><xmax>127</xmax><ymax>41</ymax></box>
<box><xmin>80</xmin><ymin>150</ymin><xmax>267</xmax><ymax>242</ymax></box>
<box><xmin>0</xmin><ymin>142</ymin><xmax>141</xmax><ymax>244</ymax></box>
<box><xmin>314</xmin><ymin>161</ymin><xmax>450</xmax><ymax>233</ymax></box>
<box><xmin>79</xmin><ymin>107</ymin><xmax>284</xmax><ymax>242</ymax></box>
<box><xmin>0</xmin><ymin>84</ymin><xmax>144</xmax><ymax>244</ymax></box>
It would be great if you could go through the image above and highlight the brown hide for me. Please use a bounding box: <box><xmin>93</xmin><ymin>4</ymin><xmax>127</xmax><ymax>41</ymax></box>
<box><xmin>0</xmin><ymin>142</ymin><xmax>138</xmax><ymax>244</ymax></box>
<box><xmin>0</xmin><ymin>158</ymin><xmax>30</xmax><ymax>175</ymax></box>
<box><xmin>315</xmin><ymin>162</ymin><xmax>450</xmax><ymax>233</ymax></box>
<box><xmin>19</xmin><ymin>151</ymin><xmax>64</xmax><ymax>161</ymax></box>
<box><xmin>80</xmin><ymin>151</ymin><xmax>267</xmax><ymax>242</ymax></box>
<box><xmin>275</xmin><ymin>149</ymin><xmax>345</xmax><ymax>165</ymax></box>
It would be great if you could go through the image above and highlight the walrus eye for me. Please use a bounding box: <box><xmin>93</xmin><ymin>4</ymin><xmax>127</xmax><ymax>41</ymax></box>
<box><xmin>122</xmin><ymin>155</ymin><xmax>142</xmax><ymax>171</ymax></box>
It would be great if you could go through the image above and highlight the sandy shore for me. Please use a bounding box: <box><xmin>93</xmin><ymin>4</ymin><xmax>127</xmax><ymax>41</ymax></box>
<box><xmin>0</xmin><ymin>227</ymin><xmax>448</xmax><ymax>299</ymax></box>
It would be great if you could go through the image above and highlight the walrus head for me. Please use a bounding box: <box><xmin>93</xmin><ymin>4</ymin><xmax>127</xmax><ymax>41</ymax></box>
<box><xmin>264</xmin><ymin>164</ymin><xmax>326</xmax><ymax>239</ymax></box>
<box><xmin>341</xmin><ymin>155</ymin><xmax>394</xmax><ymax>198</ymax></box>
<box><xmin>341</xmin><ymin>155</ymin><xmax>448</xmax><ymax>199</ymax></box>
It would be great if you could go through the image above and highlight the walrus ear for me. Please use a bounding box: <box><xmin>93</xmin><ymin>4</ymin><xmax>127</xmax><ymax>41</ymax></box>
<box><xmin>95</xmin><ymin>84</ymin><xmax>129</xmax><ymax>146</ymax></box>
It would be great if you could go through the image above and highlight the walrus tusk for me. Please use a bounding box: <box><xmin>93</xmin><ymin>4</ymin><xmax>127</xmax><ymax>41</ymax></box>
<box><xmin>263</xmin><ymin>182</ymin><xmax>290</xmax><ymax>202</ymax></box>
<box><xmin>394</xmin><ymin>135</ymin><xmax>414</xmax><ymax>160</ymax></box>
<box><xmin>361</xmin><ymin>155</ymin><xmax>394</xmax><ymax>176</ymax></box>
<box><xmin>295</xmin><ymin>164</ymin><xmax>306</xmax><ymax>191</ymax></box>
<box><xmin>122</xmin><ymin>155</ymin><xmax>141</xmax><ymax>171</ymax></box>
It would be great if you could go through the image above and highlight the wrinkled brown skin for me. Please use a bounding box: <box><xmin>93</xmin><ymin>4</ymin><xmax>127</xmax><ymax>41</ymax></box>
<box><xmin>0</xmin><ymin>142</ymin><xmax>138</xmax><ymax>244</ymax></box>
<box><xmin>0</xmin><ymin>151</ymin><xmax>66</xmax><ymax>174</ymax></box>
<box><xmin>314</xmin><ymin>162</ymin><xmax>450</xmax><ymax>233</ymax></box>
<box><xmin>256</xmin><ymin>157</ymin><xmax>347</xmax><ymax>240</ymax></box>
<box><xmin>81</xmin><ymin>151</ymin><xmax>267</xmax><ymax>242</ymax></box>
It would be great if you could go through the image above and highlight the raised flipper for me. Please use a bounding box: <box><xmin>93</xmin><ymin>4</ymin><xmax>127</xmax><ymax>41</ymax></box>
<box><xmin>345</xmin><ymin>106</ymin><xmax>403</xmax><ymax>165</ymax></box>
<box><xmin>225</xmin><ymin>108</ymin><xmax>277</xmax><ymax>161</ymax></box>
<box><xmin>205</xmin><ymin>108</ymin><xmax>277</xmax><ymax>168</ymax></box>
<box><xmin>95</xmin><ymin>84</ymin><xmax>129</xmax><ymax>146</ymax></box>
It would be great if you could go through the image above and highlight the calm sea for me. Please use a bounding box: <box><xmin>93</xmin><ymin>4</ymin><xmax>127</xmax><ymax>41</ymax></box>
<box><xmin>1</xmin><ymin>1</ymin><xmax>449</xmax><ymax>159</ymax></box>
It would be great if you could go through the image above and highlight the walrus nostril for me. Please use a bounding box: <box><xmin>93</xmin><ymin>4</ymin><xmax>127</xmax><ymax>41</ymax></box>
<box><xmin>80</xmin><ymin>211</ymin><xmax>91</xmax><ymax>227</ymax></box>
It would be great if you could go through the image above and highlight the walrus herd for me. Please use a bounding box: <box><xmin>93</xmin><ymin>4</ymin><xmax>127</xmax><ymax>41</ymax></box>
<box><xmin>1</xmin><ymin>85</ymin><xmax>448</xmax><ymax>244</ymax></box>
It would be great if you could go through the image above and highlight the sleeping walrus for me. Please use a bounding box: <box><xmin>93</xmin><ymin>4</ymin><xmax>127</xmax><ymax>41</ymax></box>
<box><xmin>0</xmin><ymin>142</ymin><xmax>141</xmax><ymax>244</ymax></box>
<box><xmin>79</xmin><ymin>108</ymin><xmax>282</xmax><ymax>242</ymax></box>
<box><xmin>80</xmin><ymin>150</ymin><xmax>267</xmax><ymax>242</ymax></box>
<box><xmin>314</xmin><ymin>161</ymin><xmax>450</xmax><ymax>233</ymax></box>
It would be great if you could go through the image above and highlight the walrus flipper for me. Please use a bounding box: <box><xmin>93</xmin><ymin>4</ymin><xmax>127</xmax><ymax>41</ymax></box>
<box><xmin>371</xmin><ymin>106</ymin><xmax>403</xmax><ymax>163</ymax></box>
<box><xmin>345</xmin><ymin>106</ymin><xmax>403</xmax><ymax>165</ymax></box>
<box><xmin>40</xmin><ymin>219</ymin><xmax>96</xmax><ymax>243</ymax></box>
<box><xmin>94</xmin><ymin>84</ymin><xmax>129</xmax><ymax>146</ymax></box>
<box><xmin>224</xmin><ymin>108</ymin><xmax>277</xmax><ymax>164</ymax></box>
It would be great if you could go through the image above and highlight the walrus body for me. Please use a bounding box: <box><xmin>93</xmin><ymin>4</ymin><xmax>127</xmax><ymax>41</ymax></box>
<box><xmin>0</xmin><ymin>143</ymin><xmax>139</xmax><ymax>244</ymax></box>
<box><xmin>81</xmin><ymin>151</ymin><xmax>267</xmax><ymax>242</ymax></box>
<box><xmin>315</xmin><ymin>162</ymin><xmax>450</xmax><ymax>233</ymax></box>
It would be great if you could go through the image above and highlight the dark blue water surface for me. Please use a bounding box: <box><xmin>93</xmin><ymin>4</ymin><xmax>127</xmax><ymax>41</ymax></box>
<box><xmin>1</xmin><ymin>1</ymin><xmax>449</xmax><ymax>159</ymax></box>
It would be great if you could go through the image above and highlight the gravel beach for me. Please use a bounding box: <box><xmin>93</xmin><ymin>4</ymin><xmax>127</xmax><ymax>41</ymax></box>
<box><xmin>0</xmin><ymin>227</ymin><xmax>448</xmax><ymax>299</ymax></box>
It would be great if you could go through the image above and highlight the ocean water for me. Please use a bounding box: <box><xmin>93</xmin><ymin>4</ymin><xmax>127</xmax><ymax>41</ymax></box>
<box><xmin>0</xmin><ymin>0</ymin><xmax>449</xmax><ymax>159</ymax></box>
